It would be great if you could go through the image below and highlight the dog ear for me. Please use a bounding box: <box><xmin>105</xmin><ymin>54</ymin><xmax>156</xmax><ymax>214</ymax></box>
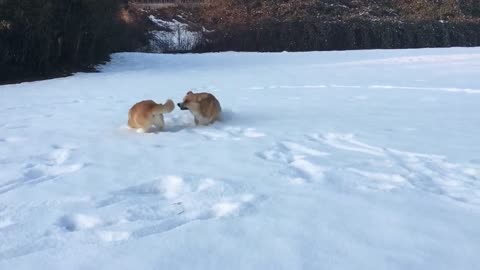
<box><xmin>187</xmin><ymin>91</ymin><xmax>193</xmax><ymax>95</ymax></box>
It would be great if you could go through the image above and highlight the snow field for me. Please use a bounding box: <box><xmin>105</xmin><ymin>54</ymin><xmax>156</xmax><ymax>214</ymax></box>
<box><xmin>0</xmin><ymin>47</ymin><xmax>480</xmax><ymax>269</ymax></box>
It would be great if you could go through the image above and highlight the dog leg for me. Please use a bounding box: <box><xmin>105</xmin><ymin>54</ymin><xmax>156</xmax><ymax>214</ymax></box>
<box><xmin>152</xmin><ymin>125</ymin><xmax>163</xmax><ymax>132</ymax></box>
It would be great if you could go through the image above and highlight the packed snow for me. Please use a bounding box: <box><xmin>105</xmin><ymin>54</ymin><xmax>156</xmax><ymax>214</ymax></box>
<box><xmin>1</xmin><ymin>47</ymin><xmax>480</xmax><ymax>269</ymax></box>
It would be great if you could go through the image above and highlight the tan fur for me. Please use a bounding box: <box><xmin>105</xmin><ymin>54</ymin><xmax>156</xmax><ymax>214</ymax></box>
<box><xmin>128</xmin><ymin>99</ymin><xmax>174</xmax><ymax>132</ymax></box>
<box><xmin>178</xmin><ymin>91</ymin><xmax>222</xmax><ymax>125</ymax></box>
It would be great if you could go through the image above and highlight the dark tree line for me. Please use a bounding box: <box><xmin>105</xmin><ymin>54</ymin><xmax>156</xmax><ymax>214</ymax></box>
<box><xmin>195</xmin><ymin>20</ymin><xmax>480</xmax><ymax>53</ymax></box>
<box><xmin>0</xmin><ymin>0</ymin><xmax>150</xmax><ymax>83</ymax></box>
<box><xmin>192</xmin><ymin>0</ymin><xmax>480</xmax><ymax>53</ymax></box>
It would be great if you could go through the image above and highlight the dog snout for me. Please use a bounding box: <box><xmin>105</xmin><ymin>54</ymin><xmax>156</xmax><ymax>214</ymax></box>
<box><xmin>177</xmin><ymin>102</ymin><xmax>188</xmax><ymax>110</ymax></box>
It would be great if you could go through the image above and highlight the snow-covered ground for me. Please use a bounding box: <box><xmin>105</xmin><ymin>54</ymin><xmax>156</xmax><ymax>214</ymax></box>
<box><xmin>1</xmin><ymin>47</ymin><xmax>480</xmax><ymax>269</ymax></box>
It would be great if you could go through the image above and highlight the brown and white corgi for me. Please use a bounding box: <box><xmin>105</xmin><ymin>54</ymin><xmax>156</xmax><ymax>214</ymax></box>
<box><xmin>128</xmin><ymin>99</ymin><xmax>175</xmax><ymax>132</ymax></box>
<box><xmin>177</xmin><ymin>91</ymin><xmax>222</xmax><ymax>125</ymax></box>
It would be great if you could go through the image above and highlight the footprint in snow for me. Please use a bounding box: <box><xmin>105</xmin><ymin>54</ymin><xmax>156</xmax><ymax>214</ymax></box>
<box><xmin>193</xmin><ymin>126</ymin><xmax>265</xmax><ymax>141</ymax></box>
<box><xmin>257</xmin><ymin>140</ymin><xmax>330</xmax><ymax>184</ymax></box>
<box><xmin>306</xmin><ymin>132</ymin><xmax>480</xmax><ymax>204</ymax></box>
<box><xmin>308</xmin><ymin>133</ymin><xmax>385</xmax><ymax>157</ymax></box>
<box><xmin>0</xmin><ymin>173</ymin><xmax>263</xmax><ymax>259</ymax></box>
<box><xmin>95</xmin><ymin>175</ymin><xmax>262</xmax><ymax>239</ymax></box>
<box><xmin>57</xmin><ymin>214</ymin><xmax>102</xmax><ymax>232</ymax></box>
<box><xmin>0</xmin><ymin>145</ymin><xmax>84</xmax><ymax>194</ymax></box>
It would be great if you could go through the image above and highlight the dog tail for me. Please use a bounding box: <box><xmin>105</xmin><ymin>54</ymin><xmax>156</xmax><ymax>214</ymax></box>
<box><xmin>157</xmin><ymin>99</ymin><xmax>175</xmax><ymax>114</ymax></box>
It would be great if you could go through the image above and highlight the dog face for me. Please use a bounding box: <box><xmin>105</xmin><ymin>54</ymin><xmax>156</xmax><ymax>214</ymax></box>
<box><xmin>177</xmin><ymin>91</ymin><xmax>199</xmax><ymax>111</ymax></box>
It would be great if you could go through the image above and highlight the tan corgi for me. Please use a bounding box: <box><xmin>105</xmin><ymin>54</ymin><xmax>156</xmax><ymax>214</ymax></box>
<box><xmin>177</xmin><ymin>91</ymin><xmax>222</xmax><ymax>125</ymax></box>
<box><xmin>128</xmin><ymin>99</ymin><xmax>175</xmax><ymax>132</ymax></box>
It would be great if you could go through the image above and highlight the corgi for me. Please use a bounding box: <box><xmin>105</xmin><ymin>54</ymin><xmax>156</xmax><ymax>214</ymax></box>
<box><xmin>128</xmin><ymin>99</ymin><xmax>174</xmax><ymax>132</ymax></box>
<box><xmin>177</xmin><ymin>91</ymin><xmax>222</xmax><ymax>125</ymax></box>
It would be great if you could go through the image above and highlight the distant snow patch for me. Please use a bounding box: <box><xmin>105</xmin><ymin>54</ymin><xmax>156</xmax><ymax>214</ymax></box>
<box><xmin>369</xmin><ymin>85</ymin><xmax>480</xmax><ymax>94</ymax></box>
<box><xmin>148</xmin><ymin>15</ymin><xmax>203</xmax><ymax>52</ymax></box>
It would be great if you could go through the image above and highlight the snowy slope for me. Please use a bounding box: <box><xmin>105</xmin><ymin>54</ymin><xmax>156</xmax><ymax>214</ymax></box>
<box><xmin>149</xmin><ymin>15</ymin><xmax>203</xmax><ymax>52</ymax></box>
<box><xmin>1</xmin><ymin>47</ymin><xmax>480</xmax><ymax>270</ymax></box>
